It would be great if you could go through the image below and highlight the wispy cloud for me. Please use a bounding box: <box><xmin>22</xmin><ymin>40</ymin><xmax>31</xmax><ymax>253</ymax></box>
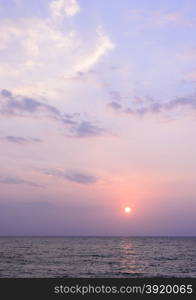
<box><xmin>0</xmin><ymin>89</ymin><xmax>106</xmax><ymax>138</ymax></box>
<box><xmin>165</xmin><ymin>96</ymin><xmax>196</xmax><ymax>110</ymax></box>
<box><xmin>69</xmin><ymin>121</ymin><xmax>105</xmax><ymax>138</ymax></box>
<box><xmin>108</xmin><ymin>94</ymin><xmax>196</xmax><ymax>116</ymax></box>
<box><xmin>64</xmin><ymin>172</ymin><xmax>98</xmax><ymax>184</ymax></box>
<box><xmin>0</xmin><ymin>0</ymin><xmax>114</xmax><ymax>91</ymax></box>
<box><xmin>64</xmin><ymin>71</ymin><xmax>86</xmax><ymax>81</ymax></box>
<box><xmin>0</xmin><ymin>175</ymin><xmax>42</xmax><ymax>187</ymax></box>
<box><xmin>50</xmin><ymin>0</ymin><xmax>80</xmax><ymax>18</ymax></box>
<box><xmin>1</xmin><ymin>136</ymin><xmax>42</xmax><ymax>144</ymax></box>
<box><xmin>108</xmin><ymin>101</ymin><xmax>122</xmax><ymax>110</ymax></box>
<box><xmin>109</xmin><ymin>90</ymin><xmax>122</xmax><ymax>102</ymax></box>
<box><xmin>73</xmin><ymin>26</ymin><xmax>115</xmax><ymax>73</ymax></box>
<box><xmin>43</xmin><ymin>169</ymin><xmax>98</xmax><ymax>184</ymax></box>
<box><xmin>0</xmin><ymin>89</ymin><xmax>74</xmax><ymax>123</ymax></box>
<box><xmin>129</xmin><ymin>10</ymin><xmax>191</xmax><ymax>27</ymax></box>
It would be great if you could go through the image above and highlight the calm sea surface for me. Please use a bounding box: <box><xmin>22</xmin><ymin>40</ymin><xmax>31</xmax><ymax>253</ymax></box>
<box><xmin>0</xmin><ymin>237</ymin><xmax>195</xmax><ymax>278</ymax></box>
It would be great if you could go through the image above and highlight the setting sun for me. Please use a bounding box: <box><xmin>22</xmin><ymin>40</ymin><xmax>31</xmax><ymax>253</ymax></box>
<box><xmin>124</xmin><ymin>206</ymin><xmax>131</xmax><ymax>214</ymax></box>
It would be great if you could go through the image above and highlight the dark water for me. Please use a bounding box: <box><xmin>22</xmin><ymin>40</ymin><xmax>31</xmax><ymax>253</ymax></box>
<box><xmin>0</xmin><ymin>237</ymin><xmax>195</xmax><ymax>278</ymax></box>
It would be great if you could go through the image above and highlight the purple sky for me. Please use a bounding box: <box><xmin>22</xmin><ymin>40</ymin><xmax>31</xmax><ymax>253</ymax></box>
<box><xmin>0</xmin><ymin>0</ymin><xmax>196</xmax><ymax>235</ymax></box>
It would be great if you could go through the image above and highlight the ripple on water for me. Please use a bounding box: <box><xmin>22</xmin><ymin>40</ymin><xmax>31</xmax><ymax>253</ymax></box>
<box><xmin>0</xmin><ymin>237</ymin><xmax>195</xmax><ymax>278</ymax></box>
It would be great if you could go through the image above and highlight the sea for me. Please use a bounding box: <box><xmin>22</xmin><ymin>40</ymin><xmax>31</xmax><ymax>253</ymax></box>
<box><xmin>0</xmin><ymin>237</ymin><xmax>195</xmax><ymax>278</ymax></box>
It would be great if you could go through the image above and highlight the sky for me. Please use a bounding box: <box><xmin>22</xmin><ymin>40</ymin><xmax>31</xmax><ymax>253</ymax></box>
<box><xmin>0</xmin><ymin>0</ymin><xmax>196</xmax><ymax>236</ymax></box>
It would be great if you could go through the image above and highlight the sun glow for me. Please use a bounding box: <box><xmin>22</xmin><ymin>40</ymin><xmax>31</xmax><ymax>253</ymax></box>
<box><xmin>124</xmin><ymin>206</ymin><xmax>131</xmax><ymax>214</ymax></box>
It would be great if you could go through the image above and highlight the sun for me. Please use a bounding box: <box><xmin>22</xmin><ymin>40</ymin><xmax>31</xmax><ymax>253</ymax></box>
<box><xmin>124</xmin><ymin>206</ymin><xmax>131</xmax><ymax>214</ymax></box>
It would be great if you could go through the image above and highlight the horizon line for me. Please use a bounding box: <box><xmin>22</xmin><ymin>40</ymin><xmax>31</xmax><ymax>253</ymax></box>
<box><xmin>0</xmin><ymin>235</ymin><xmax>195</xmax><ymax>238</ymax></box>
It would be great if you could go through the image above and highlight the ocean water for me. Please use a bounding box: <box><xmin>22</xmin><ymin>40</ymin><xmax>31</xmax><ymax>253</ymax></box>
<box><xmin>0</xmin><ymin>237</ymin><xmax>195</xmax><ymax>278</ymax></box>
